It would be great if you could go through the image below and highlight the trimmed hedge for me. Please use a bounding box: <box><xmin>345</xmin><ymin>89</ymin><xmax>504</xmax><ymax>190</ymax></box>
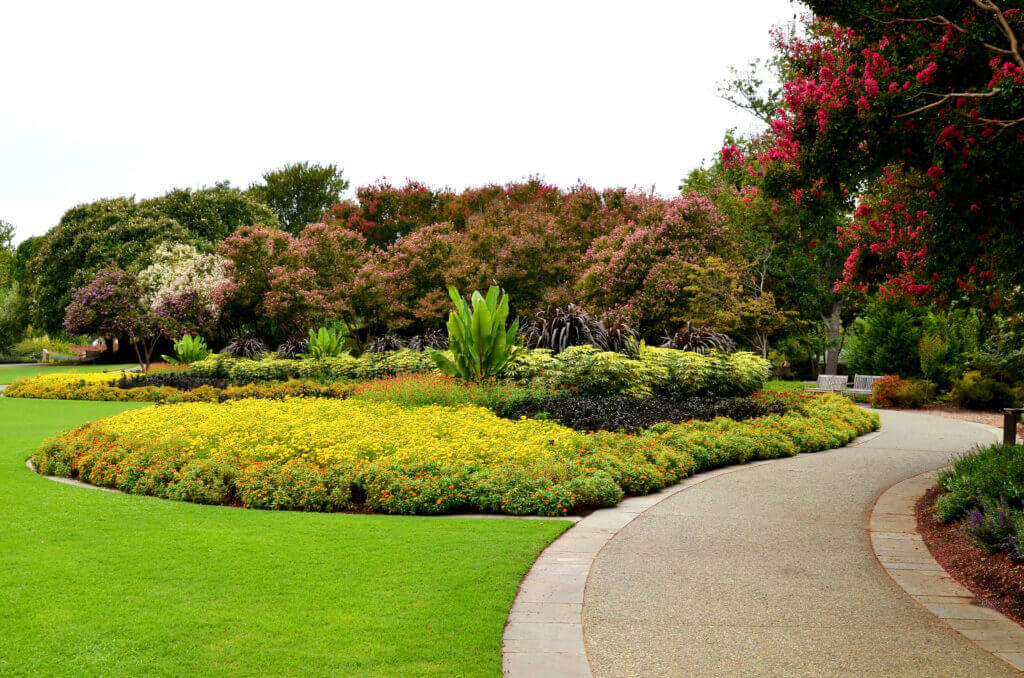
<box><xmin>186</xmin><ymin>346</ymin><xmax>771</xmax><ymax>398</ymax></box>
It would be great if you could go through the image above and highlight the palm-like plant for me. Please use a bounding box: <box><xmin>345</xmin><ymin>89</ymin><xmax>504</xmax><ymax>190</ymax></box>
<box><xmin>429</xmin><ymin>286</ymin><xmax>519</xmax><ymax>381</ymax></box>
<box><xmin>299</xmin><ymin>326</ymin><xmax>345</xmax><ymax>359</ymax></box>
<box><xmin>162</xmin><ymin>334</ymin><xmax>211</xmax><ymax>365</ymax></box>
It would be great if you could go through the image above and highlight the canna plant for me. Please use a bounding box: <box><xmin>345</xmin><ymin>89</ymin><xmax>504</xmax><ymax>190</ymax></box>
<box><xmin>162</xmin><ymin>334</ymin><xmax>211</xmax><ymax>365</ymax></box>
<box><xmin>299</xmin><ymin>326</ymin><xmax>346</xmax><ymax>359</ymax></box>
<box><xmin>430</xmin><ymin>286</ymin><xmax>519</xmax><ymax>381</ymax></box>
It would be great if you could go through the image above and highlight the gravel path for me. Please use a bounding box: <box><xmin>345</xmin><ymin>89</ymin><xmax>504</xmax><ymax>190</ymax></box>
<box><xmin>583</xmin><ymin>410</ymin><xmax>1016</xmax><ymax>677</ymax></box>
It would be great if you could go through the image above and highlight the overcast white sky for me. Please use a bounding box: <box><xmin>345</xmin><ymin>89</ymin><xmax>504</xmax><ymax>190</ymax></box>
<box><xmin>1</xmin><ymin>0</ymin><xmax>801</xmax><ymax>243</ymax></box>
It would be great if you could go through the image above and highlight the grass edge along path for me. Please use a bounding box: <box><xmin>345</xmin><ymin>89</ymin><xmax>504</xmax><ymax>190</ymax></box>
<box><xmin>0</xmin><ymin>398</ymin><xmax>569</xmax><ymax>677</ymax></box>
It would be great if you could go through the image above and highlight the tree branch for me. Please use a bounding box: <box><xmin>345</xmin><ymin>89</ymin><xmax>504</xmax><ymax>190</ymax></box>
<box><xmin>973</xmin><ymin>0</ymin><xmax>1024</xmax><ymax>69</ymax></box>
<box><xmin>895</xmin><ymin>89</ymin><xmax>1002</xmax><ymax>118</ymax></box>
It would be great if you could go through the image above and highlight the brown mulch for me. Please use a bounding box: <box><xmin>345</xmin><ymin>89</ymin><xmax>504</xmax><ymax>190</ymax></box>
<box><xmin>916</xmin><ymin>486</ymin><xmax>1024</xmax><ymax>626</ymax></box>
<box><xmin>894</xmin><ymin>404</ymin><xmax>1024</xmax><ymax>440</ymax></box>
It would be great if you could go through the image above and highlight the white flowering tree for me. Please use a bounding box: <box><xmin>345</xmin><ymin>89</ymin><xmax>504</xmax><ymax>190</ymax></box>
<box><xmin>138</xmin><ymin>243</ymin><xmax>228</xmax><ymax>338</ymax></box>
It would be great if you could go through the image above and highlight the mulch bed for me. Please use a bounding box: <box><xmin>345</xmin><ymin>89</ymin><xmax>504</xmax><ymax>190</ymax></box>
<box><xmin>916</xmin><ymin>486</ymin><xmax>1024</xmax><ymax>626</ymax></box>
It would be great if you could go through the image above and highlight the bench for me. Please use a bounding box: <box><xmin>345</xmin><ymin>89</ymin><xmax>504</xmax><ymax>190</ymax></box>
<box><xmin>804</xmin><ymin>375</ymin><xmax>848</xmax><ymax>394</ymax></box>
<box><xmin>1005</xmin><ymin>408</ymin><xmax>1024</xmax><ymax>445</ymax></box>
<box><xmin>847</xmin><ymin>374</ymin><xmax>882</xmax><ymax>397</ymax></box>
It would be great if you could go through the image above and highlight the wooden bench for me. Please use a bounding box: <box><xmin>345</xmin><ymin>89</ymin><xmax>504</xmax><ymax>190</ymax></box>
<box><xmin>803</xmin><ymin>375</ymin><xmax>848</xmax><ymax>394</ymax></box>
<box><xmin>847</xmin><ymin>374</ymin><xmax>882</xmax><ymax>397</ymax></box>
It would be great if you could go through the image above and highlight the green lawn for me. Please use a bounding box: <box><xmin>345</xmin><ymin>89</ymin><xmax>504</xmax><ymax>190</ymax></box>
<box><xmin>764</xmin><ymin>379</ymin><xmax>804</xmax><ymax>393</ymax></box>
<box><xmin>0</xmin><ymin>398</ymin><xmax>569</xmax><ymax>676</ymax></box>
<box><xmin>0</xmin><ymin>363</ymin><xmax>138</xmax><ymax>385</ymax></box>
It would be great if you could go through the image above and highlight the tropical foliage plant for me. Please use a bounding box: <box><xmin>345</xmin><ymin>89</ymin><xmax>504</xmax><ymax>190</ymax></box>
<box><xmin>162</xmin><ymin>334</ymin><xmax>211</xmax><ymax>365</ymax></box>
<box><xmin>430</xmin><ymin>286</ymin><xmax>519</xmax><ymax>381</ymax></box>
<box><xmin>300</xmin><ymin>326</ymin><xmax>346</xmax><ymax>359</ymax></box>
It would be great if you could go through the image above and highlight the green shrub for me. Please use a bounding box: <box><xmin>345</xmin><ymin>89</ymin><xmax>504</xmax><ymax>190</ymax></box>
<box><xmin>847</xmin><ymin>300</ymin><xmax>924</xmax><ymax>377</ymax></box>
<box><xmin>548</xmin><ymin>345</ymin><xmax>656</xmax><ymax>396</ymax></box>
<box><xmin>951</xmin><ymin>370</ymin><xmax>1020</xmax><ymax>410</ymax></box>
<box><xmin>296</xmin><ymin>354</ymin><xmax>361</xmax><ymax>381</ymax></box>
<box><xmin>936</xmin><ymin>444</ymin><xmax>1024</xmax><ymax>521</ymax></box>
<box><xmin>189</xmin><ymin>354</ymin><xmax>237</xmax><ymax>379</ymax></box>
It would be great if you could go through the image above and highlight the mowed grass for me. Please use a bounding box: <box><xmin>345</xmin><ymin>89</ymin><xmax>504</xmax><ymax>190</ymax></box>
<box><xmin>764</xmin><ymin>379</ymin><xmax>804</xmax><ymax>393</ymax></box>
<box><xmin>0</xmin><ymin>363</ymin><xmax>137</xmax><ymax>385</ymax></box>
<box><xmin>0</xmin><ymin>398</ymin><xmax>570</xmax><ymax>676</ymax></box>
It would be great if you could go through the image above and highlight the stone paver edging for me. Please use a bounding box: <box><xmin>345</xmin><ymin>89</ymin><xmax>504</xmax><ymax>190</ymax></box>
<box><xmin>502</xmin><ymin>429</ymin><xmax>882</xmax><ymax>677</ymax></box>
<box><xmin>871</xmin><ymin>469</ymin><xmax>1024</xmax><ymax>673</ymax></box>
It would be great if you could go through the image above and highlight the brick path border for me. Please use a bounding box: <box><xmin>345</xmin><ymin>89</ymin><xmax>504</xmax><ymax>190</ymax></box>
<box><xmin>871</xmin><ymin>469</ymin><xmax>1024</xmax><ymax>673</ymax></box>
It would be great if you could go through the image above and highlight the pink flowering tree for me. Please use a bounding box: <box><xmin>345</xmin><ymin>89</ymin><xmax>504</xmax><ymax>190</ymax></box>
<box><xmin>576</xmin><ymin>192</ymin><xmax>738</xmax><ymax>336</ymax></box>
<box><xmin>753</xmin><ymin>3</ymin><xmax>1024</xmax><ymax>309</ymax></box>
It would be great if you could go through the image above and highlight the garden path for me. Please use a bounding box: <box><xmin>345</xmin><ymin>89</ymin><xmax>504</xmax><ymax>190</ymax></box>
<box><xmin>583</xmin><ymin>410</ymin><xmax>1017</xmax><ymax>676</ymax></box>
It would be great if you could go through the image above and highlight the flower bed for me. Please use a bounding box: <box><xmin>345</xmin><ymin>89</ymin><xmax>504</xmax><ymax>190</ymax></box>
<box><xmin>933</xmin><ymin>443</ymin><xmax>1024</xmax><ymax>561</ymax></box>
<box><xmin>5</xmin><ymin>372</ymin><xmax>351</xmax><ymax>403</ymax></box>
<box><xmin>30</xmin><ymin>394</ymin><xmax>878</xmax><ymax>516</ymax></box>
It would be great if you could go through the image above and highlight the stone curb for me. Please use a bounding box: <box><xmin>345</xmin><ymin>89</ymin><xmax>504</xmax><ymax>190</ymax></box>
<box><xmin>870</xmin><ymin>469</ymin><xmax>1024</xmax><ymax>673</ymax></box>
<box><xmin>501</xmin><ymin>429</ymin><xmax>880</xmax><ymax>677</ymax></box>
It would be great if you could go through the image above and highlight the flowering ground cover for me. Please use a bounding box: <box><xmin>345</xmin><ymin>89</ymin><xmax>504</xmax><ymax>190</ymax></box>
<box><xmin>0</xmin><ymin>398</ymin><xmax>569</xmax><ymax>675</ymax></box>
<box><xmin>0</xmin><ymin>363</ymin><xmax>136</xmax><ymax>385</ymax></box>
<box><xmin>29</xmin><ymin>393</ymin><xmax>879</xmax><ymax>516</ymax></box>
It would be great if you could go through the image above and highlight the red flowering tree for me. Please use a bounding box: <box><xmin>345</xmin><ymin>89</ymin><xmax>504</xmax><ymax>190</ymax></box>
<box><xmin>756</xmin><ymin>3</ymin><xmax>1024</xmax><ymax>309</ymax></box>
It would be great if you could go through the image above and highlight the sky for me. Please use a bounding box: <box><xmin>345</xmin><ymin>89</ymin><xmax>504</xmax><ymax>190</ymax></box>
<box><xmin>1</xmin><ymin>0</ymin><xmax>801</xmax><ymax>243</ymax></box>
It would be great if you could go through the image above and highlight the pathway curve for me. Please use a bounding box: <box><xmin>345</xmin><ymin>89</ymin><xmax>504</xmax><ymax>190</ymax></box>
<box><xmin>583</xmin><ymin>410</ymin><xmax>1017</xmax><ymax>676</ymax></box>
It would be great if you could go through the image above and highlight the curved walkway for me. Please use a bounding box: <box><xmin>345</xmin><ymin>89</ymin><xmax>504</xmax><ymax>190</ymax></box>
<box><xmin>583</xmin><ymin>410</ymin><xmax>1016</xmax><ymax>676</ymax></box>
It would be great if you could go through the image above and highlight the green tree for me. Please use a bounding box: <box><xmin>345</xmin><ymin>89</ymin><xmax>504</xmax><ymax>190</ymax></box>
<box><xmin>250</xmin><ymin>162</ymin><xmax>349</xmax><ymax>234</ymax></box>
<box><xmin>27</xmin><ymin>185</ymin><xmax>278</xmax><ymax>334</ymax></box>
<box><xmin>0</xmin><ymin>219</ymin><xmax>14</xmax><ymax>287</ymax></box>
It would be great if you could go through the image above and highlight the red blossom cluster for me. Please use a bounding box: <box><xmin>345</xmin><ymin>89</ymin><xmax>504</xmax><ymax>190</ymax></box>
<box><xmin>738</xmin><ymin>1</ymin><xmax>1024</xmax><ymax>308</ymax></box>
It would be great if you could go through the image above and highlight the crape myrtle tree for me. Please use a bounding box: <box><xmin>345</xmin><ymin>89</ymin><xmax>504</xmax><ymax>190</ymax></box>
<box><xmin>63</xmin><ymin>268</ymin><xmax>163</xmax><ymax>371</ymax></box>
<box><xmin>753</xmin><ymin>2</ymin><xmax>1024</xmax><ymax>312</ymax></box>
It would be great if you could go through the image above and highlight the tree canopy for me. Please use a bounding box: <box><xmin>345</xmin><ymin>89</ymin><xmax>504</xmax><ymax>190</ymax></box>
<box><xmin>249</xmin><ymin>162</ymin><xmax>350</xmax><ymax>234</ymax></box>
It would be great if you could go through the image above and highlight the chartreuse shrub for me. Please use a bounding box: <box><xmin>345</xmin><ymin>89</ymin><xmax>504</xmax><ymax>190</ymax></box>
<box><xmin>31</xmin><ymin>394</ymin><xmax>877</xmax><ymax>516</ymax></box>
<box><xmin>935</xmin><ymin>444</ymin><xmax>1024</xmax><ymax>562</ymax></box>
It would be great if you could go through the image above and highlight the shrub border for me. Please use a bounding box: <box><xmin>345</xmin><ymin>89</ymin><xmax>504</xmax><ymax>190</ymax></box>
<box><xmin>870</xmin><ymin>465</ymin><xmax>1024</xmax><ymax>674</ymax></box>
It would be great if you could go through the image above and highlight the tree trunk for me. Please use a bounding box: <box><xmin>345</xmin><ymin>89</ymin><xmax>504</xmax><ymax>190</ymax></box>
<box><xmin>823</xmin><ymin>300</ymin><xmax>842</xmax><ymax>375</ymax></box>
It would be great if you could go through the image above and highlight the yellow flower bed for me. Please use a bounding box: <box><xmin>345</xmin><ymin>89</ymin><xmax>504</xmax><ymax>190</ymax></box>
<box><xmin>96</xmin><ymin>398</ymin><xmax>582</xmax><ymax>468</ymax></box>
<box><xmin>30</xmin><ymin>392</ymin><xmax>879</xmax><ymax>516</ymax></box>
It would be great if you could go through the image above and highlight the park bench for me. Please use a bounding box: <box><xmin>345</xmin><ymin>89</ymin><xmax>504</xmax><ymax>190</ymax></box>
<box><xmin>803</xmin><ymin>375</ymin><xmax>848</xmax><ymax>394</ymax></box>
<box><xmin>847</xmin><ymin>374</ymin><xmax>882</xmax><ymax>397</ymax></box>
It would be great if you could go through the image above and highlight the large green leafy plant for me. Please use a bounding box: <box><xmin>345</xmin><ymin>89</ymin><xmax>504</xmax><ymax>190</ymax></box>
<box><xmin>162</xmin><ymin>334</ymin><xmax>210</xmax><ymax>365</ymax></box>
<box><xmin>300</xmin><ymin>326</ymin><xmax>345</xmax><ymax>359</ymax></box>
<box><xmin>430</xmin><ymin>286</ymin><xmax>519</xmax><ymax>381</ymax></box>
